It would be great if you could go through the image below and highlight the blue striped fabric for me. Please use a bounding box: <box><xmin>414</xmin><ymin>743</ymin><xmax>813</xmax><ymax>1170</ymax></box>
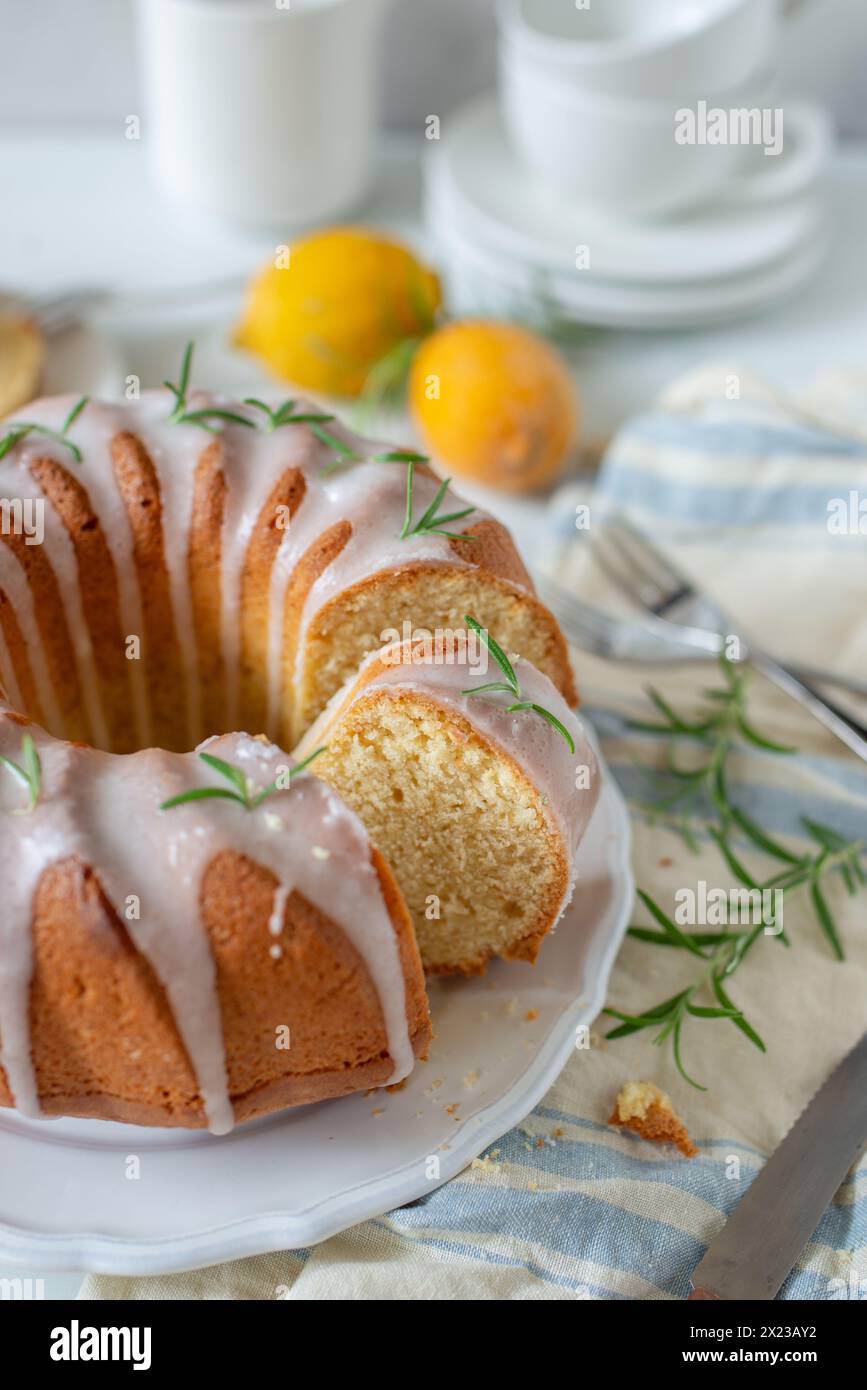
<box><xmin>319</xmin><ymin>388</ymin><xmax>867</xmax><ymax>1303</ymax></box>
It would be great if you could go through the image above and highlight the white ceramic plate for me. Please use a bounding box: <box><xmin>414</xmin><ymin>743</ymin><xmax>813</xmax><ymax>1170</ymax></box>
<box><xmin>429</xmin><ymin>197</ymin><xmax>829</xmax><ymax>329</ymax></box>
<box><xmin>0</xmin><ymin>734</ymin><xmax>632</xmax><ymax>1275</ymax></box>
<box><xmin>428</xmin><ymin>94</ymin><xmax>831</xmax><ymax>287</ymax></box>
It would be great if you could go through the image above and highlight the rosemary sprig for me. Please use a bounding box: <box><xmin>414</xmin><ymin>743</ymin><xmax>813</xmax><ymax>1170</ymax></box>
<box><xmin>606</xmin><ymin>656</ymin><xmax>867</xmax><ymax>1086</ymax></box>
<box><xmin>461</xmin><ymin>615</ymin><xmax>576</xmax><ymax>755</ymax></box>
<box><xmin>244</xmin><ymin>396</ymin><xmax>362</xmax><ymax>473</ymax></box>
<box><xmin>243</xmin><ymin>398</ymin><xmax>333</xmax><ymax>434</ymax></box>
<box><xmin>0</xmin><ymin>733</ymin><xmax>42</xmax><ymax>813</ymax></box>
<box><xmin>160</xmin><ymin>746</ymin><xmax>326</xmax><ymax>812</ymax></box>
<box><xmin>399</xmin><ymin>458</ymin><xmax>476</xmax><ymax>540</ymax></box>
<box><xmin>164</xmin><ymin>343</ymin><xmax>254</xmax><ymax>434</ymax></box>
<box><xmin>0</xmin><ymin>395</ymin><xmax>89</xmax><ymax>464</ymax></box>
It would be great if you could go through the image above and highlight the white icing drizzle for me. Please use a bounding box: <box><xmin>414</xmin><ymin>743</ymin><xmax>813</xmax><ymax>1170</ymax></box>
<box><xmin>0</xmin><ymin>733</ymin><xmax>80</xmax><ymax>1116</ymax></box>
<box><xmin>0</xmin><ymin>717</ymin><xmax>413</xmax><ymax>1129</ymax></box>
<box><xmin>0</xmin><ymin>618</ymin><xmax>24</xmax><ymax>712</ymax></box>
<box><xmin>298</xmin><ymin>641</ymin><xmax>601</xmax><ymax>916</ymax></box>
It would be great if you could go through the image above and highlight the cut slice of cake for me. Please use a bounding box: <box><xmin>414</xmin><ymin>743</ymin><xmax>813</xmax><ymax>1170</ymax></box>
<box><xmin>297</xmin><ymin>623</ymin><xmax>601</xmax><ymax>974</ymax></box>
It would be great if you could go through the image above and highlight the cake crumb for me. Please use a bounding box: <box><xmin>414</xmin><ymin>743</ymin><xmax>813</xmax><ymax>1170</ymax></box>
<box><xmin>471</xmin><ymin>1154</ymin><xmax>499</xmax><ymax>1173</ymax></box>
<box><xmin>504</xmin><ymin>997</ymin><xmax>518</xmax><ymax>1017</ymax></box>
<box><xmin>371</xmin><ymin>1108</ymin><xmax>384</xmax><ymax>1118</ymax></box>
<box><xmin>462</xmin><ymin>1070</ymin><xmax>480</xmax><ymax>1090</ymax></box>
<box><xmin>658</xmin><ymin>856</ymin><xmax>673</xmax><ymax>868</ymax></box>
<box><xmin>445</xmin><ymin>1102</ymin><xmax>460</xmax><ymax>1116</ymax></box>
<box><xmin>609</xmin><ymin>1081</ymin><xmax>698</xmax><ymax>1158</ymax></box>
<box><xmin>553</xmin><ymin>1127</ymin><xmax>564</xmax><ymax>1139</ymax></box>
<box><xmin>524</xmin><ymin>1008</ymin><xmax>539</xmax><ymax>1022</ymax></box>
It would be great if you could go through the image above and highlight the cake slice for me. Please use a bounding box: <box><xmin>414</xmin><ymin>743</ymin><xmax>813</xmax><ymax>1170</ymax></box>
<box><xmin>297</xmin><ymin>624</ymin><xmax>601</xmax><ymax>974</ymax></box>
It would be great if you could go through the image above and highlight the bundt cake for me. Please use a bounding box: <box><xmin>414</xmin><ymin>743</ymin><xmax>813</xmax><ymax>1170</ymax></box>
<box><xmin>298</xmin><ymin>627</ymin><xmax>600</xmax><ymax>974</ymax></box>
<box><xmin>0</xmin><ymin>351</ymin><xmax>589</xmax><ymax>1132</ymax></box>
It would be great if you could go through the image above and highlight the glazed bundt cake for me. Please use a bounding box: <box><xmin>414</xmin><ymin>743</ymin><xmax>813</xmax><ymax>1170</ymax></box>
<box><xmin>299</xmin><ymin>629</ymin><xmax>600</xmax><ymax>974</ymax></box>
<box><xmin>0</xmin><ymin>355</ymin><xmax>589</xmax><ymax>1132</ymax></box>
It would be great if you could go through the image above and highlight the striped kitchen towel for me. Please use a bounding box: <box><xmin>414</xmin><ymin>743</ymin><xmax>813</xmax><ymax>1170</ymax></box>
<box><xmin>81</xmin><ymin>365</ymin><xmax>867</xmax><ymax>1301</ymax></box>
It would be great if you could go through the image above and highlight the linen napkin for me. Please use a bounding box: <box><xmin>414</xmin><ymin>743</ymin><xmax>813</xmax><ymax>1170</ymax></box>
<box><xmin>81</xmin><ymin>365</ymin><xmax>867</xmax><ymax>1301</ymax></box>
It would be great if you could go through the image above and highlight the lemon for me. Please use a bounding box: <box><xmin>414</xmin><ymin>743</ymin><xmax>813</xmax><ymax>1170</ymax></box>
<box><xmin>235</xmin><ymin>227</ymin><xmax>441</xmax><ymax>398</ymax></box>
<box><xmin>409</xmin><ymin>320</ymin><xmax>577</xmax><ymax>494</ymax></box>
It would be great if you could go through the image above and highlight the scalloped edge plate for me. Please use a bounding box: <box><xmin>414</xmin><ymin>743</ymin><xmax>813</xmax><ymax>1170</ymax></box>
<box><xmin>0</xmin><ymin>724</ymin><xmax>632</xmax><ymax>1275</ymax></box>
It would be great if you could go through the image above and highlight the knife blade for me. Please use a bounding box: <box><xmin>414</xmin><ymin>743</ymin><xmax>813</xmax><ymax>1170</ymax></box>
<box><xmin>689</xmin><ymin>1029</ymin><xmax>867</xmax><ymax>1300</ymax></box>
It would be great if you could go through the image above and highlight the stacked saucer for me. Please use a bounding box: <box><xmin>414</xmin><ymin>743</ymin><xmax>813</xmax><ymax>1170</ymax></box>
<box><xmin>424</xmin><ymin>0</ymin><xmax>832</xmax><ymax>331</ymax></box>
<box><xmin>424</xmin><ymin>94</ymin><xmax>831</xmax><ymax>331</ymax></box>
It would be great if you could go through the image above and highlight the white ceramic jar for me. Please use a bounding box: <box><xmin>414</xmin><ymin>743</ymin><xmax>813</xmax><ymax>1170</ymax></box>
<box><xmin>135</xmin><ymin>0</ymin><xmax>388</xmax><ymax>230</ymax></box>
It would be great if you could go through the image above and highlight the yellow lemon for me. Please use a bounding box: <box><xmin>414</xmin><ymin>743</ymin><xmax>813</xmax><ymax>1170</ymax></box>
<box><xmin>235</xmin><ymin>227</ymin><xmax>441</xmax><ymax>398</ymax></box>
<box><xmin>409</xmin><ymin>320</ymin><xmax>577</xmax><ymax>494</ymax></box>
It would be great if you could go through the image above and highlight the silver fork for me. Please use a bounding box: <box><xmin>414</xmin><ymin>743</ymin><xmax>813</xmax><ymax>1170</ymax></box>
<box><xmin>590</xmin><ymin>515</ymin><xmax>867</xmax><ymax>765</ymax></box>
<box><xmin>535</xmin><ymin>574</ymin><xmax>867</xmax><ymax>698</ymax></box>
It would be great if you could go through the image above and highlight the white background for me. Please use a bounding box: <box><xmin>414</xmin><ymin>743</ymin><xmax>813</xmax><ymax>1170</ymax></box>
<box><xmin>0</xmin><ymin>0</ymin><xmax>865</xmax><ymax>136</ymax></box>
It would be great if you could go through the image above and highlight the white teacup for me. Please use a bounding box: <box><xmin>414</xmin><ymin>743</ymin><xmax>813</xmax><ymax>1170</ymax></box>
<box><xmin>135</xmin><ymin>0</ymin><xmax>388</xmax><ymax>230</ymax></box>
<box><xmin>498</xmin><ymin>0</ymin><xmax>799</xmax><ymax>100</ymax></box>
<box><xmin>499</xmin><ymin>50</ymin><xmax>779</xmax><ymax>219</ymax></box>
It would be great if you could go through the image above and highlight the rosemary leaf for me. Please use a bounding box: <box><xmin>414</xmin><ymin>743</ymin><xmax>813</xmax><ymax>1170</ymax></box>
<box><xmin>736</xmin><ymin>711</ymin><xmax>796</xmax><ymax>754</ymax></box>
<box><xmin>464</xmin><ymin>616</ymin><xmax>519</xmax><ymax>696</ymax></box>
<box><xmin>810</xmin><ymin>874</ymin><xmax>844</xmax><ymax>960</ymax></box>
<box><xmin>160</xmin><ymin>787</ymin><xmax>244</xmax><ymax>811</ymax></box>
<box><xmin>507</xmin><ymin>700</ymin><xmax>576</xmax><ymax>756</ymax></box>
<box><xmin>636</xmin><ymin>888</ymin><xmax>708</xmax><ymax>959</ymax></box>
<box><xmin>712</xmin><ymin>973</ymin><xmax>766</xmax><ymax>1052</ymax></box>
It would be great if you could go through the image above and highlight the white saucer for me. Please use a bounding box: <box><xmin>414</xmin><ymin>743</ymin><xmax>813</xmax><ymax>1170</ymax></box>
<box><xmin>0</xmin><ymin>734</ymin><xmax>632</xmax><ymax>1276</ymax></box>
<box><xmin>429</xmin><ymin>193</ymin><xmax>829</xmax><ymax>330</ymax></box>
<box><xmin>426</xmin><ymin>93</ymin><xmax>831</xmax><ymax>294</ymax></box>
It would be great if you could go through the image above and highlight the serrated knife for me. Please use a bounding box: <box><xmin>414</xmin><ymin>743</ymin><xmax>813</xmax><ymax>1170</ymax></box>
<box><xmin>689</xmin><ymin>1029</ymin><xmax>867</xmax><ymax>1300</ymax></box>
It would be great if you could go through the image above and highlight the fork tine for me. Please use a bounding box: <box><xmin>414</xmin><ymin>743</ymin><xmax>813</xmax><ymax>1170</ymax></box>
<box><xmin>609</xmin><ymin>515</ymin><xmax>691</xmax><ymax>588</ymax></box>
<box><xmin>591</xmin><ymin>520</ymin><xmax>669</xmax><ymax>609</ymax></box>
<box><xmin>599</xmin><ymin>516</ymin><xmax>695</xmax><ymax>616</ymax></box>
